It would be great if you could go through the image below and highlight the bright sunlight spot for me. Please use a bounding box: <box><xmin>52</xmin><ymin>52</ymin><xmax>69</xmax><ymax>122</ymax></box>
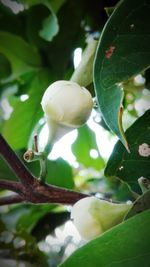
<box><xmin>73</xmin><ymin>48</ymin><xmax>82</xmax><ymax>69</ymax></box>
<box><xmin>20</xmin><ymin>94</ymin><xmax>29</xmax><ymax>102</ymax></box>
<box><xmin>89</xmin><ymin>149</ymin><xmax>99</xmax><ymax>159</ymax></box>
<box><xmin>39</xmin><ymin>110</ymin><xmax>117</xmax><ymax>164</ymax></box>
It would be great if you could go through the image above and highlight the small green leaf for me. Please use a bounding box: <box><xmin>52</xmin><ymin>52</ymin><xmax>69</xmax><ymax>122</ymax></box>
<box><xmin>0</xmin><ymin>31</ymin><xmax>41</xmax><ymax>82</ymax></box>
<box><xmin>59</xmin><ymin>210</ymin><xmax>150</xmax><ymax>267</ymax></box>
<box><xmin>72</xmin><ymin>125</ymin><xmax>105</xmax><ymax>170</ymax></box>
<box><xmin>39</xmin><ymin>9</ymin><xmax>59</xmax><ymax>41</ymax></box>
<box><xmin>126</xmin><ymin>189</ymin><xmax>150</xmax><ymax>219</ymax></box>
<box><xmin>105</xmin><ymin>110</ymin><xmax>150</xmax><ymax>193</ymax></box>
<box><xmin>94</xmin><ymin>0</ymin><xmax>150</xmax><ymax>148</ymax></box>
<box><xmin>46</xmin><ymin>158</ymin><xmax>74</xmax><ymax>189</ymax></box>
<box><xmin>2</xmin><ymin>70</ymin><xmax>51</xmax><ymax>150</ymax></box>
<box><xmin>21</xmin><ymin>0</ymin><xmax>59</xmax><ymax>42</ymax></box>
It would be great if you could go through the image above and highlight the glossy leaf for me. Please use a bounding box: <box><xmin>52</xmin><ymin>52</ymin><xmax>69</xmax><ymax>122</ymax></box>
<box><xmin>2</xmin><ymin>70</ymin><xmax>51</xmax><ymax>150</ymax></box>
<box><xmin>59</xmin><ymin>210</ymin><xmax>150</xmax><ymax>267</ymax></box>
<box><xmin>105</xmin><ymin>110</ymin><xmax>150</xmax><ymax>193</ymax></box>
<box><xmin>94</xmin><ymin>0</ymin><xmax>150</xmax><ymax>148</ymax></box>
<box><xmin>0</xmin><ymin>31</ymin><xmax>41</xmax><ymax>82</ymax></box>
<box><xmin>72</xmin><ymin>125</ymin><xmax>105</xmax><ymax>170</ymax></box>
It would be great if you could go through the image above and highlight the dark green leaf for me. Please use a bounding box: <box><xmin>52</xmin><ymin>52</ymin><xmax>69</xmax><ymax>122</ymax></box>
<box><xmin>105</xmin><ymin>110</ymin><xmax>150</xmax><ymax>193</ymax></box>
<box><xmin>47</xmin><ymin>158</ymin><xmax>74</xmax><ymax>189</ymax></box>
<box><xmin>21</xmin><ymin>0</ymin><xmax>60</xmax><ymax>42</ymax></box>
<box><xmin>47</xmin><ymin>0</ymin><xmax>85</xmax><ymax>77</ymax></box>
<box><xmin>39</xmin><ymin>8</ymin><xmax>58</xmax><ymax>41</ymax></box>
<box><xmin>59</xmin><ymin>210</ymin><xmax>150</xmax><ymax>267</ymax></box>
<box><xmin>2</xmin><ymin>70</ymin><xmax>51</xmax><ymax>150</ymax></box>
<box><xmin>1</xmin><ymin>203</ymin><xmax>54</xmax><ymax>232</ymax></box>
<box><xmin>72</xmin><ymin>125</ymin><xmax>105</xmax><ymax>170</ymax></box>
<box><xmin>16</xmin><ymin>204</ymin><xmax>55</xmax><ymax>232</ymax></box>
<box><xmin>0</xmin><ymin>54</ymin><xmax>11</xmax><ymax>80</ymax></box>
<box><xmin>94</xmin><ymin>0</ymin><xmax>150</xmax><ymax>147</ymax></box>
<box><xmin>0</xmin><ymin>31</ymin><xmax>41</xmax><ymax>82</ymax></box>
<box><xmin>126</xmin><ymin>189</ymin><xmax>150</xmax><ymax>219</ymax></box>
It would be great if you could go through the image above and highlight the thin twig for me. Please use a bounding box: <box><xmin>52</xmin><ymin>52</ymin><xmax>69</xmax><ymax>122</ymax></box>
<box><xmin>0</xmin><ymin>194</ymin><xmax>24</xmax><ymax>206</ymax></box>
<box><xmin>0</xmin><ymin>134</ymin><xmax>35</xmax><ymax>186</ymax></box>
<box><xmin>34</xmin><ymin>133</ymin><xmax>38</xmax><ymax>152</ymax></box>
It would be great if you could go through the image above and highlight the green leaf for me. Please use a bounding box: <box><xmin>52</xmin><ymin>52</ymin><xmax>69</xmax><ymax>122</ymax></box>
<box><xmin>94</xmin><ymin>0</ymin><xmax>150</xmax><ymax>148</ymax></box>
<box><xmin>59</xmin><ymin>209</ymin><xmax>150</xmax><ymax>267</ymax></box>
<box><xmin>46</xmin><ymin>158</ymin><xmax>74</xmax><ymax>189</ymax></box>
<box><xmin>2</xmin><ymin>70</ymin><xmax>51</xmax><ymax>150</ymax></box>
<box><xmin>105</xmin><ymin>110</ymin><xmax>150</xmax><ymax>193</ymax></box>
<box><xmin>47</xmin><ymin>0</ymin><xmax>85</xmax><ymax>77</ymax></box>
<box><xmin>39</xmin><ymin>8</ymin><xmax>59</xmax><ymax>41</ymax></box>
<box><xmin>0</xmin><ymin>157</ymin><xmax>17</xmax><ymax>181</ymax></box>
<box><xmin>0</xmin><ymin>31</ymin><xmax>41</xmax><ymax>82</ymax></box>
<box><xmin>16</xmin><ymin>204</ymin><xmax>55</xmax><ymax>232</ymax></box>
<box><xmin>0</xmin><ymin>53</ymin><xmax>11</xmax><ymax>80</ymax></box>
<box><xmin>72</xmin><ymin>125</ymin><xmax>105</xmax><ymax>170</ymax></box>
<box><xmin>126</xmin><ymin>189</ymin><xmax>150</xmax><ymax>219</ymax></box>
<box><xmin>21</xmin><ymin>0</ymin><xmax>60</xmax><ymax>42</ymax></box>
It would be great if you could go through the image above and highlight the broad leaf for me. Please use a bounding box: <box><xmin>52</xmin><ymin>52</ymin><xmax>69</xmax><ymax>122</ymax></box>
<box><xmin>72</xmin><ymin>125</ymin><xmax>105</xmax><ymax>170</ymax></box>
<box><xmin>59</xmin><ymin>210</ymin><xmax>150</xmax><ymax>267</ymax></box>
<box><xmin>94</xmin><ymin>0</ymin><xmax>150</xmax><ymax>148</ymax></box>
<box><xmin>2</xmin><ymin>70</ymin><xmax>51</xmax><ymax>150</ymax></box>
<box><xmin>0</xmin><ymin>31</ymin><xmax>41</xmax><ymax>82</ymax></box>
<box><xmin>46</xmin><ymin>158</ymin><xmax>74</xmax><ymax>189</ymax></box>
<box><xmin>105</xmin><ymin>110</ymin><xmax>150</xmax><ymax>193</ymax></box>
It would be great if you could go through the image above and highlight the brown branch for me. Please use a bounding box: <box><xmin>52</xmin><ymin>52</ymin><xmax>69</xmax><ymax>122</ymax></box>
<box><xmin>0</xmin><ymin>134</ymin><xmax>89</xmax><ymax>206</ymax></box>
<box><xmin>0</xmin><ymin>179</ymin><xmax>23</xmax><ymax>193</ymax></box>
<box><xmin>0</xmin><ymin>194</ymin><xmax>25</xmax><ymax>206</ymax></box>
<box><xmin>23</xmin><ymin>180</ymin><xmax>89</xmax><ymax>205</ymax></box>
<box><xmin>0</xmin><ymin>134</ymin><xmax>35</xmax><ymax>186</ymax></box>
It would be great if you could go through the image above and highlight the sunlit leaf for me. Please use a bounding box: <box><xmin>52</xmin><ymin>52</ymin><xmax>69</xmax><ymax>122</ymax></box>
<box><xmin>2</xmin><ymin>70</ymin><xmax>51</xmax><ymax>150</ymax></box>
<box><xmin>47</xmin><ymin>158</ymin><xmax>74</xmax><ymax>189</ymax></box>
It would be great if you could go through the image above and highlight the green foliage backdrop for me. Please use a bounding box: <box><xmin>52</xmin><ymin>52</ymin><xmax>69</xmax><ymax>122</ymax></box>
<box><xmin>0</xmin><ymin>0</ymin><xmax>150</xmax><ymax>266</ymax></box>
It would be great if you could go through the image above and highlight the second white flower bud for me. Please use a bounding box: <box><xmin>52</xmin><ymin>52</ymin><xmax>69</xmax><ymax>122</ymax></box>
<box><xmin>71</xmin><ymin>197</ymin><xmax>132</xmax><ymax>240</ymax></box>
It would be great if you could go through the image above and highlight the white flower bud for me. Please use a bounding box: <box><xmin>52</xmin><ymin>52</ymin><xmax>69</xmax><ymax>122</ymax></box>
<box><xmin>71</xmin><ymin>197</ymin><xmax>132</xmax><ymax>240</ymax></box>
<box><xmin>41</xmin><ymin>80</ymin><xmax>93</xmax><ymax>143</ymax></box>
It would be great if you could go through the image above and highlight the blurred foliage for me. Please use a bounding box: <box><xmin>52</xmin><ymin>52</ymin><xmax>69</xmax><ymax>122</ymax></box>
<box><xmin>0</xmin><ymin>0</ymin><xmax>150</xmax><ymax>266</ymax></box>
